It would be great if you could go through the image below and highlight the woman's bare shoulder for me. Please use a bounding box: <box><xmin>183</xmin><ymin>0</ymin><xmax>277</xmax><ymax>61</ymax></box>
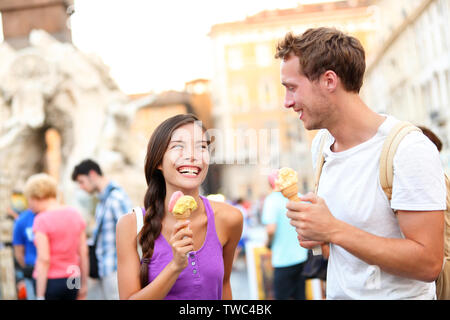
<box><xmin>117</xmin><ymin>211</ymin><xmax>137</xmax><ymax>235</ymax></box>
<box><xmin>209</xmin><ymin>201</ymin><xmax>243</xmax><ymax>227</ymax></box>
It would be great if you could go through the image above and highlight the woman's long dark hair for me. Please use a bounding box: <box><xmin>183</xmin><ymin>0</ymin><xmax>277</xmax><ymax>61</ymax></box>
<box><xmin>139</xmin><ymin>113</ymin><xmax>208</xmax><ymax>288</ymax></box>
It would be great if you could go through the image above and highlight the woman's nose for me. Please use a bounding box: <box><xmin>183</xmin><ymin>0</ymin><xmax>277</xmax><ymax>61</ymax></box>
<box><xmin>183</xmin><ymin>145</ymin><xmax>198</xmax><ymax>161</ymax></box>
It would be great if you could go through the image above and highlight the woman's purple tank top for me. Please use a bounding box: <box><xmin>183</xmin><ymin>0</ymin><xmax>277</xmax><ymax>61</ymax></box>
<box><xmin>146</xmin><ymin>196</ymin><xmax>224</xmax><ymax>300</ymax></box>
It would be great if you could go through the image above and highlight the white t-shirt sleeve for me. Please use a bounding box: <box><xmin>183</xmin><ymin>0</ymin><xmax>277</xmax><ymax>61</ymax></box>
<box><xmin>391</xmin><ymin>131</ymin><xmax>446</xmax><ymax>211</ymax></box>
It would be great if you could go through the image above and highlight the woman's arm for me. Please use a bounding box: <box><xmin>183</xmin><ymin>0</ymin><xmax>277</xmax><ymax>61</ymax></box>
<box><xmin>219</xmin><ymin>205</ymin><xmax>243</xmax><ymax>300</ymax></box>
<box><xmin>34</xmin><ymin>232</ymin><xmax>50</xmax><ymax>299</ymax></box>
<box><xmin>77</xmin><ymin>232</ymin><xmax>89</xmax><ymax>299</ymax></box>
<box><xmin>116</xmin><ymin>213</ymin><xmax>194</xmax><ymax>300</ymax></box>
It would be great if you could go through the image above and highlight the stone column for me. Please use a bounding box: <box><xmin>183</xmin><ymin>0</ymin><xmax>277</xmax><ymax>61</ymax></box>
<box><xmin>0</xmin><ymin>171</ymin><xmax>16</xmax><ymax>300</ymax></box>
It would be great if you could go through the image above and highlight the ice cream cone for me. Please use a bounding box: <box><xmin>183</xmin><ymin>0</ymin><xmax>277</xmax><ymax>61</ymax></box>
<box><xmin>275</xmin><ymin>167</ymin><xmax>322</xmax><ymax>256</ymax></box>
<box><xmin>281</xmin><ymin>183</ymin><xmax>300</xmax><ymax>202</ymax></box>
<box><xmin>174</xmin><ymin>209</ymin><xmax>191</xmax><ymax>241</ymax></box>
<box><xmin>173</xmin><ymin>208</ymin><xmax>191</xmax><ymax>225</ymax></box>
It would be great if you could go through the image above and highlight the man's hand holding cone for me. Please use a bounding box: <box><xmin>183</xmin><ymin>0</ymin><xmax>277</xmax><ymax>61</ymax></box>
<box><xmin>270</xmin><ymin>167</ymin><xmax>323</xmax><ymax>256</ymax></box>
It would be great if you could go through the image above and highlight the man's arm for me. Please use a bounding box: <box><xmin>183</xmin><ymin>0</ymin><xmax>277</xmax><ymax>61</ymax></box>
<box><xmin>13</xmin><ymin>245</ymin><xmax>26</xmax><ymax>269</ymax></box>
<box><xmin>12</xmin><ymin>218</ymin><xmax>26</xmax><ymax>267</ymax></box>
<box><xmin>287</xmin><ymin>193</ymin><xmax>444</xmax><ymax>282</ymax></box>
<box><xmin>265</xmin><ymin>224</ymin><xmax>276</xmax><ymax>248</ymax></box>
<box><xmin>7</xmin><ymin>207</ymin><xmax>19</xmax><ymax>220</ymax></box>
<box><xmin>330</xmin><ymin>209</ymin><xmax>443</xmax><ymax>282</ymax></box>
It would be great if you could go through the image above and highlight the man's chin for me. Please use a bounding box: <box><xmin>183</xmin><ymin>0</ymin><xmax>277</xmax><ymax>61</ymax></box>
<box><xmin>303</xmin><ymin>121</ymin><xmax>321</xmax><ymax>131</ymax></box>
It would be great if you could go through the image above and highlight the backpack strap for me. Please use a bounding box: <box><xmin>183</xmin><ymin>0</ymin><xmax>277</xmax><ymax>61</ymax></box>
<box><xmin>379</xmin><ymin>121</ymin><xmax>422</xmax><ymax>201</ymax></box>
<box><xmin>132</xmin><ymin>207</ymin><xmax>144</xmax><ymax>260</ymax></box>
<box><xmin>311</xmin><ymin>132</ymin><xmax>329</xmax><ymax>256</ymax></box>
<box><xmin>314</xmin><ymin>131</ymin><xmax>329</xmax><ymax>194</ymax></box>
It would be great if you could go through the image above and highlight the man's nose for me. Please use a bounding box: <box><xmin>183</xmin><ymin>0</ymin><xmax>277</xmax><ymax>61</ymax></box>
<box><xmin>284</xmin><ymin>95</ymin><xmax>295</xmax><ymax>109</ymax></box>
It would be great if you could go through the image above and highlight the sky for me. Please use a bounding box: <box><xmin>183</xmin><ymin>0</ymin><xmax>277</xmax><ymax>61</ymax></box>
<box><xmin>70</xmin><ymin>0</ymin><xmax>345</xmax><ymax>94</ymax></box>
<box><xmin>0</xmin><ymin>0</ymin><xmax>342</xmax><ymax>95</ymax></box>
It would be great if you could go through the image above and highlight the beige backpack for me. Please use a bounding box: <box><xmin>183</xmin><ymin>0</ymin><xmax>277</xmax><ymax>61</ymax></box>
<box><xmin>380</xmin><ymin>121</ymin><xmax>450</xmax><ymax>300</ymax></box>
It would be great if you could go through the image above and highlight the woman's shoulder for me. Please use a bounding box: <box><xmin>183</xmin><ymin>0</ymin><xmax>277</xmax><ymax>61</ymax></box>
<box><xmin>56</xmin><ymin>206</ymin><xmax>85</xmax><ymax>223</ymax></box>
<box><xmin>117</xmin><ymin>210</ymin><xmax>137</xmax><ymax>227</ymax></box>
<box><xmin>116</xmin><ymin>210</ymin><xmax>139</xmax><ymax>237</ymax></box>
<box><xmin>209</xmin><ymin>200</ymin><xmax>243</xmax><ymax>227</ymax></box>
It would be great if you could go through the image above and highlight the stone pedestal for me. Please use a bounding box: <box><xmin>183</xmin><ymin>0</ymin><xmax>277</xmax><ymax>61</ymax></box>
<box><xmin>0</xmin><ymin>0</ymin><xmax>73</xmax><ymax>49</ymax></box>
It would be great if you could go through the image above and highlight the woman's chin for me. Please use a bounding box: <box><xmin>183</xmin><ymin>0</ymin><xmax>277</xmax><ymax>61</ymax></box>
<box><xmin>172</xmin><ymin>180</ymin><xmax>203</xmax><ymax>192</ymax></box>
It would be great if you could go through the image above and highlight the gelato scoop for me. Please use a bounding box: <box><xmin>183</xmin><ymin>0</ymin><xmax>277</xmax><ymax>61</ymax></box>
<box><xmin>269</xmin><ymin>167</ymin><xmax>322</xmax><ymax>256</ymax></box>
<box><xmin>274</xmin><ymin>167</ymin><xmax>298</xmax><ymax>191</ymax></box>
<box><xmin>269</xmin><ymin>167</ymin><xmax>300</xmax><ymax>201</ymax></box>
<box><xmin>168</xmin><ymin>191</ymin><xmax>197</xmax><ymax>219</ymax></box>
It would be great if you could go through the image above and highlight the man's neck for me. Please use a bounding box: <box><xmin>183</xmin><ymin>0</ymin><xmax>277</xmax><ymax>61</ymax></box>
<box><xmin>96</xmin><ymin>177</ymin><xmax>110</xmax><ymax>194</ymax></box>
<box><xmin>327</xmin><ymin>94</ymin><xmax>385</xmax><ymax>152</ymax></box>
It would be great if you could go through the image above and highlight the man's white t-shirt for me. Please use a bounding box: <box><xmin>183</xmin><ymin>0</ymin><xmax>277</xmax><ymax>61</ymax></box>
<box><xmin>311</xmin><ymin>115</ymin><xmax>446</xmax><ymax>300</ymax></box>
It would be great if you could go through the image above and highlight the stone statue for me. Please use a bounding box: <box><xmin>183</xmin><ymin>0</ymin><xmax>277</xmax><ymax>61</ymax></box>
<box><xmin>0</xmin><ymin>30</ymin><xmax>147</xmax><ymax>223</ymax></box>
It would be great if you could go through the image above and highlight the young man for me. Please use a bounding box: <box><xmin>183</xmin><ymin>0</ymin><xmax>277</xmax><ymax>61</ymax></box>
<box><xmin>72</xmin><ymin>159</ymin><xmax>131</xmax><ymax>300</ymax></box>
<box><xmin>276</xmin><ymin>27</ymin><xmax>446</xmax><ymax>299</ymax></box>
<box><xmin>12</xmin><ymin>207</ymin><xmax>38</xmax><ymax>300</ymax></box>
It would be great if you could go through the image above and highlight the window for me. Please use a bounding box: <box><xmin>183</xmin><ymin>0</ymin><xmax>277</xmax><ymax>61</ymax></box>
<box><xmin>255</xmin><ymin>44</ymin><xmax>271</xmax><ymax>67</ymax></box>
<box><xmin>228</xmin><ymin>48</ymin><xmax>243</xmax><ymax>70</ymax></box>
<box><xmin>230</xmin><ymin>84</ymin><xmax>249</xmax><ymax>113</ymax></box>
<box><xmin>446</xmin><ymin>70</ymin><xmax>450</xmax><ymax>110</ymax></box>
<box><xmin>258</xmin><ymin>78</ymin><xmax>277</xmax><ymax>110</ymax></box>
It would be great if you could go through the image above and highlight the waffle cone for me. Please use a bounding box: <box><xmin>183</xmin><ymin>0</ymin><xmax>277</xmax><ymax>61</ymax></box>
<box><xmin>173</xmin><ymin>209</ymin><xmax>191</xmax><ymax>220</ymax></box>
<box><xmin>281</xmin><ymin>183</ymin><xmax>300</xmax><ymax>201</ymax></box>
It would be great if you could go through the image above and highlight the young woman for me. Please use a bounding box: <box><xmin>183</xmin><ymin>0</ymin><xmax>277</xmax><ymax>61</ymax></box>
<box><xmin>24</xmin><ymin>173</ymin><xmax>88</xmax><ymax>300</ymax></box>
<box><xmin>116</xmin><ymin>114</ymin><xmax>243</xmax><ymax>300</ymax></box>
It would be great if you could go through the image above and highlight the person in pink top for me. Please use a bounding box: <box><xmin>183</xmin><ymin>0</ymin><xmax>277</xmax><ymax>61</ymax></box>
<box><xmin>24</xmin><ymin>173</ymin><xmax>89</xmax><ymax>300</ymax></box>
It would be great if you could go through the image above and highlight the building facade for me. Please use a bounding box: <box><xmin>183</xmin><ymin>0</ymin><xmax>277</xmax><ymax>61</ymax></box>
<box><xmin>209</xmin><ymin>0</ymin><xmax>378</xmax><ymax>201</ymax></box>
<box><xmin>361</xmin><ymin>0</ymin><xmax>450</xmax><ymax>172</ymax></box>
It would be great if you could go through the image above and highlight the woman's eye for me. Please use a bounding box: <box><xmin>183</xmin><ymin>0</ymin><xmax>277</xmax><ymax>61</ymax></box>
<box><xmin>196</xmin><ymin>144</ymin><xmax>208</xmax><ymax>150</ymax></box>
<box><xmin>172</xmin><ymin>144</ymin><xmax>183</xmax><ymax>149</ymax></box>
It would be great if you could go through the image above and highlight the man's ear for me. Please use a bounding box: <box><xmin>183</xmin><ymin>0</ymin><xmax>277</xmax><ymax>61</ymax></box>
<box><xmin>88</xmin><ymin>169</ymin><xmax>97</xmax><ymax>179</ymax></box>
<box><xmin>321</xmin><ymin>70</ymin><xmax>338</xmax><ymax>92</ymax></box>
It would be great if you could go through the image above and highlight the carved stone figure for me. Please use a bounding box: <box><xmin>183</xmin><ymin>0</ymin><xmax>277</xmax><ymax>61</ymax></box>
<box><xmin>0</xmin><ymin>30</ymin><xmax>146</xmax><ymax>223</ymax></box>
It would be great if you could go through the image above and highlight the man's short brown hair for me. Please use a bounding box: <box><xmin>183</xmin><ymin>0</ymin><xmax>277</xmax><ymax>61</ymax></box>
<box><xmin>275</xmin><ymin>27</ymin><xmax>366</xmax><ymax>93</ymax></box>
